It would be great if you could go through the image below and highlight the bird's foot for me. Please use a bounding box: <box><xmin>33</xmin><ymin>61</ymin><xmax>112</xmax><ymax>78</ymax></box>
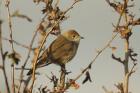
<box><xmin>61</xmin><ymin>66</ymin><xmax>71</xmax><ymax>75</ymax></box>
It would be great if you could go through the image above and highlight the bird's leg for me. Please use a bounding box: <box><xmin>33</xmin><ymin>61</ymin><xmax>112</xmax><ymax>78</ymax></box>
<box><xmin>60</xmin><ymin>65</ymin><xmax>71</xmax><ymax>75</ymax></box>
<box><xmin>59</xmin><ymin>65</ymin><xmax>66</xmax><ymax>90</ymax></box>
<box><xmin>61</xmin><ymin>64</ymin><xmax>66</xmax><ymax>73</ymax></box>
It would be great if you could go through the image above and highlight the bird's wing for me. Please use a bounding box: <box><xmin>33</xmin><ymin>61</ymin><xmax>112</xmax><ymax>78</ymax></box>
<box><xmin>35</xmin><ymin>47</ymin><xmax>52</xmax><ymax>68</ymax></box>
<box><xmin>35</xmin><ymin>35</ymin><xmax>67</xmax><ymax>67</ymax></box>
<box><xmin>49</xmin><ymin>35</ymin><xmax>78</xmax><ymax>64</ymax></box>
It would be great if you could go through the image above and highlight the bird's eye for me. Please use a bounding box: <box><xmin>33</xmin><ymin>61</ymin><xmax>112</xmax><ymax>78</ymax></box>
<box><xmin>73</xmin><ymin>35</ymin><xmax>76</xmax><ymax>38</ymax></box>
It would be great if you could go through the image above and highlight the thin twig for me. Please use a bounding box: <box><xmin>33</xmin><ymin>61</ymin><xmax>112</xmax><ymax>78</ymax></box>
<box><xmin>65</xmin><ymin>0</ymin><xmax>127</xmax><ymax>90</ymax></box>
<box><xmin>2</xmin><ymin>37</ymin><xmax>34</xmax><ymax>50</ymax></box>
<box><xmin>29</xmin><ymin>20</ymin><xmax>51</xmax><ymax>93</ymax></box>
<box><xmin>12</xmin><ymin>65</ymin><xmax>15</xmax><ymax>93</ymax></box>
<box><xmin>64</xmin><ymin>0</ymin><xmax>82</xmax><ymax>14</ymax></box>
<box><xmin>4</xmin><ymin>0</ymin><xmax>16</xmax><ymax>93</ymax></box>
<box><xmin>128</xmin><ymin>63</ymin><xmax>136</xmax><ymax>76</ymax></box>
<box><xmin>4</xmin><ymin>0</ymin><xmax>15</xmax><ymax>52</ymax></box>
<box><xmin>30</xmin><ymin>16</ymin><xmax>61</xmax><ymax>92</ymax></box>
<box><xmin>15</xmin><ymin>67</ymin><xmax>30</xmax><ymax>70</ymax></box>
<box><xmin>73</xmin><ymin>33</ymin><xmax>118</xmax><ymax>81</ymax></box>
<box><xmin>17</xmin><ymin>14</ymin><xmax>47</xmax><ymax>93</ymax></box>
<box><xmin>17</xmin><ymin>27</ymin><xmax>37</xmax><ymax>93</ymax></box>
<box><xmin>55</xmin><ymin>0</ymin><xmax>60</xmax><ymax>8</ymax></box>
<box><xmin>73</xmin><ymin>14</ymin><xmax>123</xmax><ymax>81</ymax></box>
<box><xmin>106</xmin><ymin>0</ymin><xmax>137</xmax><ymax>93</ymax></box>
<box><xmin>123</xmin><ymin>61</ymin><xmax>136</xmax><ymax>93</ymax></box>
<box><xmin>0</xmin><ymin>20</ymin><xmax>10</xmax><ymax>93</ymax></box>
<box><xmin>122</xmin><ymin>0</ymin><xmax>130</xmax><ymax>93</ymax></box>
<box><xmin>112</xmin><ymin>54</ymin><xmax>125</xmax><ymax>64</ymax></box>
<box><xmin>102</xmin><ymin>86</ymin><xmax>113</xmax><ymax>93</ymax></box>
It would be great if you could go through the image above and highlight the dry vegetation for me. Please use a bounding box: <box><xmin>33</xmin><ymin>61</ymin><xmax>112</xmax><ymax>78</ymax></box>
<box><xmin>0</xmin><ymin>0</ymin><xmax>140</xmax><ymax>93</ymax></box>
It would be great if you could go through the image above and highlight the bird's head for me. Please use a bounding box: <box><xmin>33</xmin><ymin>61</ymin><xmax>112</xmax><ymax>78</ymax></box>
<box><xmin>62</xmin><ymin>29</ymin><xmax>84</xmax><ymax>43</ymax></box>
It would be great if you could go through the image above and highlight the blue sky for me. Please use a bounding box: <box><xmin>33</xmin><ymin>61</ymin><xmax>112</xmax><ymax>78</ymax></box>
<box><xmin>0</xmin><ymin>0</ymin><xmax>140</xmax><ymax>93</ymax></box>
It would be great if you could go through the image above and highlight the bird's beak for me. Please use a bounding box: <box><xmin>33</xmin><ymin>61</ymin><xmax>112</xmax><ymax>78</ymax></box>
<box><xmin>80</xmin><ymin>36</ymin><xmax>84</xmax><ymax>39</ymax></box>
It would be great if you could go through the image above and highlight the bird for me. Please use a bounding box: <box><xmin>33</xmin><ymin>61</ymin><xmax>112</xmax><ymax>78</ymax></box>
<box><xmin>27</xmin><ymin>29</ymin><xmax>83</xmax><ymax>75</ymax></box>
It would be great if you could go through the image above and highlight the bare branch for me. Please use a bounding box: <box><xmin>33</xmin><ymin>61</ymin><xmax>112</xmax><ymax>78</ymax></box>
<box><xmin>11</xmin><ymin>10</ymin><xmax>32</xmax><ymax>22</ymax></box>
<box><xmin>0</xmin><ymin>20</ymin><xmax>10</xmax><ymax>93</ymax></box>
<box><xmin>102</xmin><ymin>86</ymin><xmax>113</xmax><ymax>93</ymax></box>
<box><xmin>17</xmin><ymin>14</ymin><xmax>47</xmax><ymax>93</ymax></box>
<box><xmin>4</xmin><ymin>0</ymin><xmax>15</xmax><ymax>53</ymax></box>
<box><xmin>2</xmin><ymin>37</ymin><xmax>34</xmax><ymax>50</ymax></box>
<box><xmin>123</xmin><ymin>63</ymin><xmax>136</xmax><ymax>93</ymax></box>
<box><xmin>128</xmin><ymin>62</ymin><xmax>137</xmax><ymax>77</ymax></box>
<box><xmin>128</xmin><ymin>49</ymin><xmax>137</xmax><ymax>62</ymax></box>
<box><xmin>106</xmin><ymin>1</ymin><xmax>139</xmax><ymax>93</ymax></box>
<box><xmin>4</xmin><ymin>0</ymin><xmax>16</xmax><ymax>92</ymax></box>
<box><xmin>11</xmin><ymin>65</ymin><xmax>15</xmax><ymax>93</ymax></box>
<box><xmin>65</xmin><ymin>30</ymin><xmax>120</xmax><ymax>91</ymax></box>
<box><xmin>112</xmin><ymin>54</ymin><xmax>125</xmax><ymax>64</ymax></box>
<box><xmin>114</xmin><ymin>82</ymin><xmax>124</xmax><ymax>93</ymax></box>
<box><xmin>63</xmin><ymin>3</ymin><xmax>127</xmax><ymax>90</ymax></box>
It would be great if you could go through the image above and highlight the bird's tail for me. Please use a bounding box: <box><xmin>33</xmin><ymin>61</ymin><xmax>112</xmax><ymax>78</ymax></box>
<box><xmin>27</xmin><ymin>49</ymin><xmax>51</xmax><ymax>75</ymax></box>
<box><xmin>27</xmin><ymin>61</ymin><xmax>51</xmax><ymax>75</ymax></box>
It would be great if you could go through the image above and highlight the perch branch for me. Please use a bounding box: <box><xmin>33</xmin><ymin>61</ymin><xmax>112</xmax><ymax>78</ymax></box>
<box><xmin>59</xmin><ymin>66</ymin><xmax>66</xmax><ymax>89</ymax></box>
